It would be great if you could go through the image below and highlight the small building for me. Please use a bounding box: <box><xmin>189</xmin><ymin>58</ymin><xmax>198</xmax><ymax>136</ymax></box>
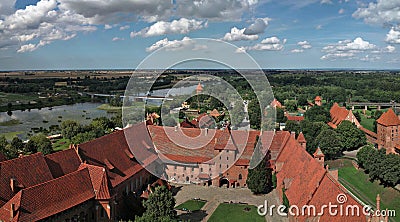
<box><xmin>328</xmin><ymin>103</ymin><xmax>361</xmax><ymax>129</ymax></box>
<box><xmin>376</xmin><ymin>109</ymin><xmax>400</xmax><ymax>154</ymax></box>
<box><xmin>314</xmin><ymin>96</ymin><xmax>322</xmax><ymax>106</ymax></box>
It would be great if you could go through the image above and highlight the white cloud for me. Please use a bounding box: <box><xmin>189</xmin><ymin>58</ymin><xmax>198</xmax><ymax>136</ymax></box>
<box><xmin>119</xmin><ymin>25</ymin><xmax>130</xmax><ymax>31</ymax></box>
<box><xmin>338</xmin><ymin>8</ymin><xmax>345</xmax><ymax>14</ymax></box>
<box><xmin>146</xmin><ymin>37</ymin><xmax>207</xmax><ymax>52</ymax></box>
<box><xmin>17</xmin><ymin>44</ymin><xmax>37</xmax><ymax>53</ymax></box>
<box><xmin>291</xmin><ymin>49</ymin><xmax>304</xmax><ymax>53</ymax></box>
<box><xmin>291</xmin><ymin>40</ymin><xmax>312</xmax><ymax>53</ymax></box>
<box><xmin>222</xmin><ymin>27</ymin><xmax>259</xmax><ymax>41</ymax></box>
<box><xmin>131</xmin><ymin>18</ymin><xmax>205</xmax><ymax>38</ymax></box>
<box><xmin>316</xmin><ymin>24</ymin><xmax>323</xmax><ymax>30</ymax></box>
<box><xmin>112</xmin><ymin>37</ymin><xmax>124</xmax><ymax>41</ymax></box>
<box><xmin>360</xmin><ymin>55</ymin><xmax>381</xmax><ymax>62</ymax></box>
<box><xmin>386</xmin><ymin>45</ymin><xmax>396</xmax><ymax>52</ymax></box>
<box><xmin>386</xmin><ymin>27</ymin><xmax>400</xmax><ymax>44</ymax></box>
<box><xmin>353</xmin><ymin>0</ymin><xmax>400</xmax><ymax>25</ymax></box>
<box><xmin>243</xmin><ymin>18</ymin><xmax>270</xmax><ymax>35</ymax></box>
<box><xmin>320</xmin><ymin>0</ymin><xmax>332</xmax><ymax>4</ymax></box>
<box><xmin>245</xmin><ymin>36</ymin><xmax>286</xmax><ymax>51</ymax></box>
<box><xmin>298</xmin><ymin>40</ymin><xmax>312</xmax><ymax>49</ymax></box>
<box><xmin>321</xmin><ymin>37</ymin><xmax>377</xmax><ymax>60</ymax></box>
<box><xmin>104</xmin><ymin>24</ymin><xmax>113</xmax><ymax>30</ymax></box>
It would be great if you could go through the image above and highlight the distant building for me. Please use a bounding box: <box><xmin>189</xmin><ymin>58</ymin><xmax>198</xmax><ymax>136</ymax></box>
<box><xmin>314</xmin><ymin>96</ymin><xmax>322</xmax><ymax>106</ymax></box>
<box><xmin>376</xmin><ymin>109</ymin><xmax>400</xmax><ymax>154</ymax></box>
<box><xmin>328</xmin><ymin>103</ymin><xmax>361</xmax><ymax>129</ymax></box>
<box><xmin>285</xmin><ymin>114</ymin><xmax>304</xmax><ymax>122</ymax></box>
<box><xmin>271</xmin><ymin>98</ymin><xmax>283</xmax><ymax>109</ymax></box>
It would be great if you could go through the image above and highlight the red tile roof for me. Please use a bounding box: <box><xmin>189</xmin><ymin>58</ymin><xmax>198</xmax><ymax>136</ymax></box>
<box><xmin>0</xmin><ymin>168</ymin><xmax>95</xmax><ymax>222</ymax></box>
<box><xmin>44</xmin><ymin>148</ymin><xmax>82</xmax><ymax>178</ymax></box>
<box><xmin>286</xmin><ymin>115</ymin><xmax>304</xmax><ymax>122</ymax></box>
<box><xmin>315</xmin><ymin>96</ymin><xmax>322</xmax><ymax>101</ymax></box>
<box><xmin>210</xmin><ymin>109</ymin><xmax>220</xmax><ymax>117</ymax></box>
<box><xmin>78</xmin><ymin>123</ymin><xmax>154</xmax><ymax>188</ymax></box>
<box><xmin>276</xmin><ymin>130</ymin><xmax>366</xmax><ymax>221</ymax></box>
<box><xmin>271</xmin><ymin>98</ymin><xmax>282</xmax><ymax>108</ymax></box>
<box><xmin>196</xmin><ymin>83</ymin><xmax>203</xmax><ymax>92</ymax></box>
<box><xmin>376</xmin><ymin>109</ymin><xmax>400</xmax><ymax>127</ymax></box>
<box><xmin>297</xmin><ymin>132</ymin><xmax>306</xmax><ymax>143</ymax></box>
<box><xmin>79</xmin><ymin>164</ymin><xmax>111</xmax><ymax>200</ymax></box>
<box><xmin>313</xmin><ymin>147</ymin><xmax>325</xmax><ymax>157</ymax></box>
<box><xmin>329</xmin><ymin>103</ymin><xmax>350</xmax><ymax>127</ymax></box>
<box><xmin>0</xmin><ymin>153</ymin><xmax>54</xmax><ymax>207</ymax></box>
<box><xmin>359</xmin><ymin>126</ymin><xmax>377</xmax><ymax>138</ymax></box>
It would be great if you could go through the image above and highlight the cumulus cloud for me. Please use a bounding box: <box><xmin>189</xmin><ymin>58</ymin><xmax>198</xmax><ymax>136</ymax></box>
<box><xmin>176</xmin><ymin>0</ymin><xmax>258</xmax><ymax>21</ymax></box>
<box><xmin>131</xmin><ymin>18</ymin><xmax>205</xmax><ymax>38</ymax></box>
<box><xmin>243</xmin><ymin>18</ymin><xmax>270</xmax><ymax>35</ymax></box>
<box><xmin>338</xmin><ymin>8</ymin><xmax>345</xmax><ymax>14</ymax></box>
<box><xmin>0</xmin><ymin>0</ymin><xmax>97</xmax><ymax>53</ymax></box>
<box><xmin>316</xmin><ymin>24</ymin><xmax>323</xmax><ymax>30</ymax></box>
<box><xmin>119</xmin><ymin>25</ymin><xmax>130</xmax><ymax>31</ymax></box>
<box><xmin>146</xmin><ymin>37</ymin><xmax>207</xmax><ymax>52</ymax></box>
<box><xmin>321</xmin><ymin>37</ymin><xmax>377</xmax><ymax>60</ymax></box>
<box><xmin>291</xmin><ymin>41</ymin><xmax>312</xmax><ymax>53</ymax></box>
<box><xmin>386</xmin><ymin>27</ymin><xmax>400</xmax><ymax>44</ymax></box>
<box><xmin>222</xmin><ymin>27</ymin><xmax>259</xmax><ymax>41</ymax></box>
<box><xmin>353</xmin><ymin>0</ymin><xmax>400</xmax><ymax>25</ymax></box>
<box><xmin>386</xmin><ymin>45</ymin><xmax>396</xmax><ymax>52</ymax></box>
<box><xmin>242</xmin><ymin>36</ymin><xmax>286</xmax><ymax>51</ymax></box>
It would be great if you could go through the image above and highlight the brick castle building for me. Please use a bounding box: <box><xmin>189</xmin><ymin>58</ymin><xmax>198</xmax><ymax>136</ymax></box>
<box><xmin>0</xmin><ymin>122</ymin><xmax>368</xmax><ymax>221</ymax></box>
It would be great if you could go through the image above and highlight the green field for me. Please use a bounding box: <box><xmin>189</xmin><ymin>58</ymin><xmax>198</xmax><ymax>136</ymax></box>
<box><xmin>0</xmin><ymin>92</ymin><xmax>37</xmax><ymax>106</ymax></box>
<box><xmin>328</xmin><ymin>159</ymin><xmax>399</xmax><ymax>222</ymax></box>
<box><xmin>208</xmin><ymin>203</ymin><xmax>265</xmax><ymax>222</ymax></box>
<box><xmin>97</xmin><ymin>104</ymin><xmax>122</xmax><ymax>112</ymax></box>
<box><xmin>52</xmin><ymin>138</ymin><xmax>71</xmax><ymax>151</ymax></box>
<box><xmin>0</xmin><ymin>131</ymin><xmax>24</xmax><ymax>140</ymax></box>
<box><xmin>176</xmin><ymin>199</ymin><xmax>207</xmax><ymax>211</ymax></box>
<box><xmin>360</xmin><ymin>115</ymin><xmax>375</xmax><ymax>132</ymax></box>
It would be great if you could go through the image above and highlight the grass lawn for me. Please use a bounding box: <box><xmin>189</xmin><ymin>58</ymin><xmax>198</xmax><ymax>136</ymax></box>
<box><xmin>176</xmin><ymin>199</ymin><xmax>207</xmax><ymax>211</ymax></box>
<box><xmin>208</xmin><ymin>203</ymin><xmax>265</xmax><ymax>222</ymax></box>
<box><xmin>360</xmin><ymin>115</ymin><xmax>375</xmax><ymax>132</ymax></box>
<box><xmin>0</xmin><ymin>92</ymin><xmax>37</xmax><ymax>106</ymax></box>
<box><xmin>52</xmin><ymin>138</ymin><xmax>71</xmax><ymax>151</ymax></box>
<box><xmin>0</xmin><ymin>131</ymin><xmax>23</xmax><ymax>140</ymax></box>
<box><xmin>327</xmin><ymin>159</ymin><xmax>399</xmax><ymax>222</ymax></box>
<box><xmin>97</xmin><ymin>104</ymin><xmax>122</xmax><ymax>113</ymax></box>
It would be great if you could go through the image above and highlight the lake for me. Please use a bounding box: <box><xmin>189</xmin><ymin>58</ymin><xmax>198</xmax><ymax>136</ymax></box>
<box><xmin>0</xmin><ymin>103</ymin><xmax>113</xmax><ymax>139</ymax></box>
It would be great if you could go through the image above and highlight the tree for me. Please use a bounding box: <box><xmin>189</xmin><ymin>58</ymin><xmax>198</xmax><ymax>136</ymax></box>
<box><xmin>276</xmin><ymin>107</ymin><xmax>287</xmax><ymax>123</ymax></box>
<box><xmin>0</xmin><ymin>136</ymin><xmax>18</xmax><ymax>159</ymax></box>
<box><xmin>336</xmin><ymin>120</ymin><xmax>366</xmax><ymax>151</ymax></box>
<box><xmin>71</xmin><ymin>131</ymin><xmax>97</xmax><ymax>144</ymax></box>
<box><xmin>10</xmin><ymin>137</ymin><xmax>24</xmax><ymax>151</ymax></box>
<box><xmin>380</xmin><ymin>154</ymin><xmax>400</xmax><ymax>186</ymax></box>
<box><xmin>135</xmin><ymin>186</ymin><xmax>176</xmax><ymax>222</ymax></box>
<box><xmin>284</xmin><ymin>120</ymin><xmax>300</xmax><ymax>135</ymax></box>
<box><xmin>248</xmin><ymin>99</ymin><xmax>261</xmax><ymax>129</ymax></box>
<box><xmin>284</xmin><ymin>100</ymin><xmax>297</xmax><ymax>112</ymax></box>
<box><xmin>230</xmin><ymin>101</ymin><xmax>245</xmax><ymax>128</ymax></box>
<box><xmin>247</xmin><ymin>136</ymin><xmax>273</xmax><ymax>194</ymax></box>
<box><xmin>29</xmin><ymin>133</ymin><xmax>53</xmax><ymax>155</ymax></box>
<box><xmin>353</xmin><ymin>111</ymin><xmax>362</xmax><ymax>123</ymax></box>
<box><xmin>304</xmin><ymin>105</ymin><xmax>330</xmax><ymax>122</ymax></box>
<box><xmin>356</xmin><ymin>145</ymin><xmax>375</xmax><ymax>169</ymax></box>
<box><xmin>315</xmin><ymin>128</ymin><xmax>342</xmax><ymax>159</ymax></box>
<box><xmin>300</xmin><ymin>120</ymin><xmax>329</xmax><ymax>155</ymax></box>
<box><xmin>60</xmin><ymin>120</ymin><xmax>81</xmax><ymax>140</ymax></box>
<box><xmin>297</xmin><ymin>96</ymin><xmax>309</xmax><ymax>107</ymax></box>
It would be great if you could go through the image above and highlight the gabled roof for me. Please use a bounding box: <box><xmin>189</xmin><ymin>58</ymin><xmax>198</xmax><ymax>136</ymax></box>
<box><xmin>376</xmin><ymin>109</ymin><xmax>400</xmax><ymax>127</ymax></box>
<box><xmin>315</xmin><ymin>96</ymin><xmax>322</xmax><ymax>101</ymax></box>
<box><xmin>45</xmin><ymin>148</ymin><xmax>81</xmax><ymax>178</ymax></box>
<box><xmin>210</xmin><ymin>109</ymin><xmax>220</xmax><ymax>117</ymax></box>
<box><xmin>0</xmin><ymin>153</ymin><xmax>54</xmax><ymax>207</ymax></box>
<box><xmin>286</xmin><ymin>115</ymin><xmax>304</xmax><ymax>122</ymax></box>
<box><xmin>78</xmin><ymin>123</ymin><xmax>155</xmax><ymax>188</ymax></box>
<box><xmin>196</xmin><ymin>83</ymin><xmax>203</xmax><ymax>92</ymax></box>
<box><xmin>313</xmin><ymin>147</ymin><xmax>325</xmax><ymax>157</ymax></box>
<box><xmin>271</xmin><ymin>98</ymin><xmax>282</xmax><ymax>108</ymax></box>
<box><xmin>79</xmin><ymin>164</ymin><xmax>111</xmax><ymax>200</ymax></box>
<box><xmin>329</xmin><ymin>103</ymin><xmax>350</xmax><ymax>127</ymax></box>
<box><xmin>0</xmin><ymin>168</ymin><xmax>95</xmax><ymax>222</ymax></box>
<box><xmin>297</xmin><ymin>132</ymin><xmax>306</xmax><ymax>143</ymax></box>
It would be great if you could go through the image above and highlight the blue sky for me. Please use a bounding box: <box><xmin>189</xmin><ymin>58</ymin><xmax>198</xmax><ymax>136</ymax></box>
<box><xmin>0</xmin><ymin>0</ymin><xmax>399</xmax><ymax>70</ymax></box>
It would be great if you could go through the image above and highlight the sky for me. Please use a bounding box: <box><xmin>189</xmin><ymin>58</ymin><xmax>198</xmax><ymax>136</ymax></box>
<box><xmin>0</xmin><ymin>0</ymin><xmax>400</xmax><ymax>70</ymax></box>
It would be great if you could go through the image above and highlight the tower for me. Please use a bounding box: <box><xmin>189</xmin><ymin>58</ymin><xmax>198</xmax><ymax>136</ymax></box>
<box><xmin>297</xmin><ymin>132</ymin><xmax>307</xmax><ymax>149</ymax></box>
<box><xmin>313</xmin><ymin>147</ymin><xmax>324</xmax><ymax>167</ymax></box>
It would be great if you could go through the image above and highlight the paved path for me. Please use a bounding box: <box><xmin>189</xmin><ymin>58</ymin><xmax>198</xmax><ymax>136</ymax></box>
<box><xmin>174</xmin><ymin>184</ymin><xmax>289</xmax><ymax>222</ymax></box>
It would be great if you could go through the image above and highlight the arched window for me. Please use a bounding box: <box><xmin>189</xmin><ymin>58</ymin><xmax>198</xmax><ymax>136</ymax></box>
<box><xmin>238</xmin><ymin>174</ymin><xmax>242</xmax><ymax>180</ymax></box>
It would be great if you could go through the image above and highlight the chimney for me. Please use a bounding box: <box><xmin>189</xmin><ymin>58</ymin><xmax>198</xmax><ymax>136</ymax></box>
<box><xmin>10</xmin><ymin>203</ymin><xmax>15</xmax><ymax>219</ymax></box>
<box><xmin>376</xmin><ymin>194</ymin><xmax>381</xmax><ymax>211</ymax></box>
<box><xmin>10</xmin><ymin>178</ymin><xmax>16</xmax><ymax>193</ymax></box>
<box><xmin>291</xmin><ymin>131</ymin><xmax>296</xmax><ymax>138</ymax></box>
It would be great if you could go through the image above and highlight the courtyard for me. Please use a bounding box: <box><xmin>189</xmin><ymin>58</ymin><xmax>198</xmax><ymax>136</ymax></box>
<box><xmin>173</xmin><ymin>184</ymin><xmax>289</xmax><ymax>222</ymax></box>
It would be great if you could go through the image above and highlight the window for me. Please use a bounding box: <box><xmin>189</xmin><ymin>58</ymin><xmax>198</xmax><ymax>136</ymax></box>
<box><xmin>191</xmin><ymin>167</ymin><xmax>194</xmax><ymax>171</ymax></box>
<box><xmin>174</xmin><ymin>165</ymin><xmax>177</xmax><ymax>169</ymax></box>
<box><xmin>227</xmin><ymin>165</ymin><xmax>229</xmax><ymax>168</ymax></box>
<box><xmin>201</xmin><ymin>168</ymin><xmax>203</xmax><ymax>172</ymax></box>
<box><xmin>184</xmin><ymin>166</ymin><xmax>186</xmax><ymax>171</ymax></box>
<box><xmin>227</xmin><ymin>156</ymin><xmax>229</xmax><ymax>160</ymax></box>
<box><xmin>239</xmin><ymin>174</ymin><xmax>242</xmax><ymax>180</ymax></box>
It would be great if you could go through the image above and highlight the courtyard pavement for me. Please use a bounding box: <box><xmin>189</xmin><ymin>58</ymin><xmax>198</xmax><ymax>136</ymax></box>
<box><xmin>174</xmin><ymin>184</ymin><xmax>289</xmax><ymax>222</ymax></box>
